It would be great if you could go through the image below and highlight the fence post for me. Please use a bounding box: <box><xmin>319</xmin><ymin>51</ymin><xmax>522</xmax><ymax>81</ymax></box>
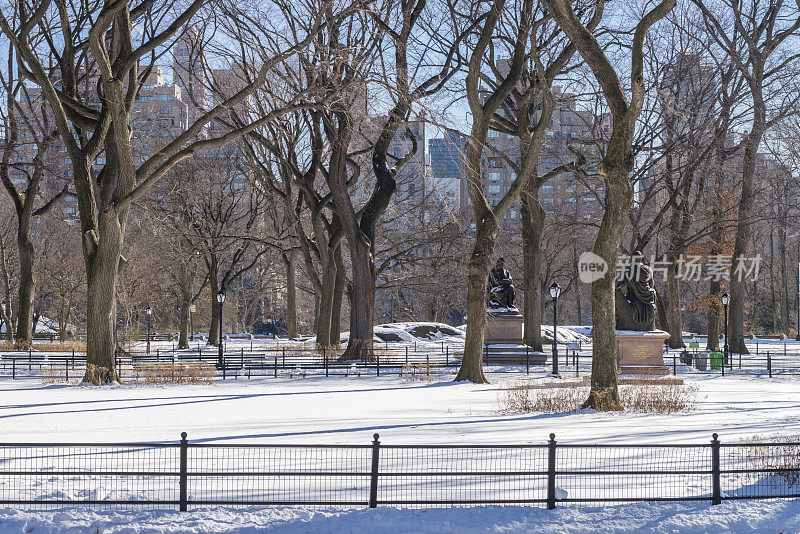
<box><xmin>324</xmin><ymin>346</ymin><xmax>329</xmax><ymax>378</ymax></box>
<box><xmin>711</xmin><ymin>433</ymin><xmax>721</xmax><ymax>505</ymax></box>
<box><xmin>179</xmin><ymin>432</ymin><xmax>189</xmax><ymax>512</ymax></box>
<box><xmin>376</xmin><ymin>354</ymin><xmax>380</xmax><ymax>377</ymax></box>
<box><xmin>768</xmin><ymin>352</ymin><xmax>772</xmax><ymax>378</ymax></box>
<box><xmin>673</xmin><ymin>353</ymin><xmax>677</xmax><ymax>375</ymax></box>
<box><xmin>547</xmin><ymin>433</ymin><xmax>557</xmax><ymax>509</ymax></box>
<box><xmin>274</xmin><ymin>355</ymin><xmax>278</xmax><ymax>378</ymax></box>
<box><xmin>65</xmin><ymin>359</ymin><xmax>68</xmax><ymax>381</ymax></box>
<box><xmin>369</xmin><ymin>433</ymin><xmax>381</xmax><ymax>508</ymax></box>
<box><xmin>526</xmin><ymin>347</ymin><xmax>530</xmax><ymax>375</ymax></box>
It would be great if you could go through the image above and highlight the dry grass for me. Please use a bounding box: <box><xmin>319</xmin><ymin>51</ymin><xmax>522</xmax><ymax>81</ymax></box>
<box><xmin>499</xmin><ymin>379</ymin><xmax>699</xmax><ymax>414</ymax></box>
<box><xmin>499</xmin><ymin>380</ymin><xmax>586</xmax><ymax>412</ymax></box>
<box><xmin>400</xmin><ymin>362</ymin><xmax>435</xmax><ymax>382</ymax></box>
<box><xmin>0</xmin><ymin>340</ymin><xmax>85</xmax><ymax>352</ymax></box>
<box><xmin>739</xmin><ymin>435</ymin><xmax>800</xmax><ymax>485</ymax></box>
<box><xmin>39</xmin><ymin>365</ymin><xmax>76</xmax><ymax>384</ymax></box>
<box><xmin>136</xmin><ymin>362</ymin><xmax>215</xmax><ymax>385</ymax></box>
<box><xmin>620</xmin><ymin>383</ymin><xmax>699</xmax><ymax>413</ymax></box>
<box><xmin>31</xmin><ymin>341</ymin><xmax>86</xmax><ymax>352</ymax></box>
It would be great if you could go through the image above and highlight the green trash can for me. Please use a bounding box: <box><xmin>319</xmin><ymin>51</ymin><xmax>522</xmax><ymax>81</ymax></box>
<box><xmin>709</xmin><ymin>352</ymin><xmax>723</xmax><ymax>371</ymax></box>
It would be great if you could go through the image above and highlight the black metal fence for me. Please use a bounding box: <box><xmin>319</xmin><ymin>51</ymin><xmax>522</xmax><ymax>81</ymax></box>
<box><xmin>3</xmin><ymin>339</ymin><xmax>800</xmax><ymax>380</ymax></box>
<box><xmin>0</xmin><ymin>433</ymin><xmax>797</xmax><ymax>510</ymax></box>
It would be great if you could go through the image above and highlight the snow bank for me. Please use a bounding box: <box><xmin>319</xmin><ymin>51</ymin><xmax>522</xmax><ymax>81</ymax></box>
<box><xmin>1</xmin><ymin>499</ymin><xmax>798</xmax><ymax>533</ymax></box>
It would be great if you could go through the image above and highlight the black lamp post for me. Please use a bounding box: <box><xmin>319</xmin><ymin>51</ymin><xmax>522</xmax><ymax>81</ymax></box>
<box><xmin>549</xmin><ymin>282</ymin><xmax>561</xmax><ymax>377</ymax></box>
<box><xmin>216</xmin><ymin>290</ymin><xmax>226</xmax><ymax>369</ymax></box>
<box><xmin>721</xmin><ymin>292</ymin><xmax>729</xmax><ymax>369</ymax></box>
<box><xmin>145</xmin><ymin>306</ymin><xmax>152</xmax><ymax>354</ymax></box>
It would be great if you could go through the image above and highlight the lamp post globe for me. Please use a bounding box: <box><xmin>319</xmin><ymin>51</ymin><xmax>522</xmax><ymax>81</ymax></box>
<box><xmin>145</xmin><ymin>306</ymin><xmax>152</xmax><ymax>354</ymax></box>
<box><xmin>216</xmin><ymin>290</ymin><xmax>225</xmax><ymax>369</ymax></box>
<box><xmin>549</xmin><ymin>282</ymin><xmax>561</xmax><ymax>377</ymax></box>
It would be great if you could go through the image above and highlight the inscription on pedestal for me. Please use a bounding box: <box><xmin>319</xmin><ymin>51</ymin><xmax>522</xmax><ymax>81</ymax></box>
<box><xmin>616</xmin><ymin>330</ymin><xmax>670</xmax><ymax>375</ymax></box>
<box><xmin>485</xmin><ymin>311</ymin><xmax>524</xmax><ymax>345</ymax></box>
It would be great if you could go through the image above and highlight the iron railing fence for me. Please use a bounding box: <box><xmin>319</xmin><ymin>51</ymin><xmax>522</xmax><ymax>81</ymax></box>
<box><xmin>3</xmin><ymin>342</ymin><xmax>800</xmax><ymax>380</ymax></box>
<box><xmin>0</xmin><ymin>433</ymin><xmax>797</xmax><ymax>510</ymax></box>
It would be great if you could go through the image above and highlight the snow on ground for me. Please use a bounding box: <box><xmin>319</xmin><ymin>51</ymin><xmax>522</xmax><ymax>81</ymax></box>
<box><xmin>1</xmin><ymin>364</ymin><xmax>800</xmax><ymax>530</ymax></box>
<box><xmin>1</xmin><ymin>499</ymin><xmax>799</xmax><ymax>533</ymax></box>
<box><xmin>0</xmin><ymin>373</ymin><xmax>798</xmax><ymax>444</ymax></box>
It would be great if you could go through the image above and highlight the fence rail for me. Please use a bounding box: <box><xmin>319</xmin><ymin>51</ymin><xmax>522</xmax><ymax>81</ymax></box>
<box><xmin>5</xmin><ymin>341</ymin><xmax>800</xmax><ymax>381</ymax></box>
<box><xmin>0</xmin><ymin>433</ymin><xmax>797</xmax><ymax>510</ymax></box>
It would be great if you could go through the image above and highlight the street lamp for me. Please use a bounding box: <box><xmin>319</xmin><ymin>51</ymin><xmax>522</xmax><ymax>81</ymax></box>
<box><xmin>549</xmin><ymin>282</ymin><xmax>562</xmax><ymax>377</ymax></box>
<box><xmin>216</xmin><ymin>290</ymin><xmax>226</xmax><ymax>369</ymax></box>
<box><xmin>145</xmin><ymin>306</ymin><xmax>152</xmax><ymax>354</ymax></box>
<box><xmin>721</xmin><ymin>292</ymin><xmax>729</xmax><ymax>369</ymax></box>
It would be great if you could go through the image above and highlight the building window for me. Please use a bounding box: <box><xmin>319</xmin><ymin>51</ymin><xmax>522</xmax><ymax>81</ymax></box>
<box><xmin>487</xmin><ymin>171</ymin><xmax>501</xmax><ymax>181</ymax></box>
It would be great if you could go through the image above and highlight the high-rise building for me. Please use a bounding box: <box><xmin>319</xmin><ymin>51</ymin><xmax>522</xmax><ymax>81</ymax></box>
<box><xmin>428</xmin><ymin>130</ymin><xmax>465</xmax><ymax>209</ymax></box>
<box><xmin>172</xmin><ymin>26</ymin><xmax>207</xmax><ymax>136</ymax></box>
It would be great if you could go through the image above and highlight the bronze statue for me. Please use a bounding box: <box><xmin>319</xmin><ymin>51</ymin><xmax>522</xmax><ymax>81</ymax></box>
<box><xmin>488</xmin><ymin>257</ymin><xmax>516</xmax><ymax>309</ymax></box>
<box><xmin>616</xmin><ymin>251</ymin><xmax>657</xmax><ymax>331</ymax></box>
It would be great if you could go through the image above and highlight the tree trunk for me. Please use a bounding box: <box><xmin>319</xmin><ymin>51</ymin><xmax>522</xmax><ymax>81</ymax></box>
<box><xmin>521</xmin><ymin>185</ymin><xmax>545</xmax><ymax>352</ymax></box>
<box><xmin>283</xmin><ymin>251</ymin><xmax>298</xmax><ymax>339</ymax></box>
<box><xmin>331</xmin><ymin>244</ymin><xmax>345</xmax><ymax>346</ymax></box>
<box><xmin>582</xmin><ymin>162</ymin><xmax>632</xmax><ymax>411</ymax></box>
<box><xmin>455</xmin><ymin>219</ymin><xmax>496</xmax><ymax>384</ymax></box>
<box><xmin>341</xmin><ymin>236</ymin><xmax>374</xmax><ymax>359</ymax></box>
<box><xmin>16</xmin><ymin>232</ymin><xmax>35</xmax><ymax>345</ymax></box>
<box><xmin>315</xmin><ymin>255</ymin><xmax>336</xmax><ymax>346</ymax></box>
<box><xmin>178</xmin><ymin>298</ymin><xmax>190</xmax><ymax>349</ymax></box>
<box><xmin>208</xmin><ymin>260</ymin><xmax>220</xmax><ymax>346</ymax></box>
<box><xmin>574</xmin><ymin>243</ymin><xmax>582</xmax><ymax>325</ymax></box>
<box><xmin>728</xmin><ymin>136</ymin><xmax>758</xmax><ymax>354</ymax></box>
<box><xmin>209</xmin><ymin>296</ymin><xmax>221</xmax><ymax>346</ymax></box>
<box><xmin>82</xmin><ymin>208</ymin><xmax>123</xmax><ymax>384</ymax></box>
<box><xmin>665</xmin><ymin>253</ymin><xmax>684</xmax><ymax>348</ymax></box>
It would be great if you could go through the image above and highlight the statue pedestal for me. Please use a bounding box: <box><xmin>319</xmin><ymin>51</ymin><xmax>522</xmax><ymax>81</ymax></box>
<box><xmin>616</xmin><ymin>330</ymin><xmax>670</xmax><ymax>375</ymax></box>
<box><xmin>485</xmin><ymin>308</ymin><xmax>524</xmax><ymax>344</ymax></box>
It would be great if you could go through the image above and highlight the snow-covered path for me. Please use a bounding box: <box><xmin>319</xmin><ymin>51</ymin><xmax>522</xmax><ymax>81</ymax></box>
<box><xmin>0</xmin><ymin>373</ymin><xmax>797</xmax><ymax>445</ymax></box>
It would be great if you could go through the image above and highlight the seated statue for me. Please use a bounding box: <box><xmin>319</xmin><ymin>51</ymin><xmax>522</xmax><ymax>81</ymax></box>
<box><xmin>616</xmin><ymin>251</ymin><xmax>657</xmax><ymax>331</ymax></box>
<box><xmin>487</xmin><ymin>257</ymin><xmax>516</xmax><ymax>310</ymax></box>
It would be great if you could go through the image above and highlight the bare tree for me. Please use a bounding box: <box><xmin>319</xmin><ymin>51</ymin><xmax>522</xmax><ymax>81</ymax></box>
<box><xmin>693</xmin><ymin>0</ymin><xmax>800</xmax><ymax>354</ymax></box>
<box><xmin>543</xmin><ymin>0</ymin><xmax>676</xmax><ymax>409</ymax></box>
<box><xmin>454</xmin><ymin>0</ymin><xmax>536</xmax><ymax>383</ymax></box>
<box><xmin>0</xmin><ymin>0</ymin><xmax>333</xmax><ymax>382</ymax></box>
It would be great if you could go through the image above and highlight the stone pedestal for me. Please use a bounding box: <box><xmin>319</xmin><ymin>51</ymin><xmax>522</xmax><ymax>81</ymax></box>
<box><xmin>616</xmin><ymin>330</ymin><xmax>670</xmax><ymax>375</ymax></box>
<box><xmin>485</xmin><ymin>309</ymin><xmax>524</xmax><ymax>344</ymax></box>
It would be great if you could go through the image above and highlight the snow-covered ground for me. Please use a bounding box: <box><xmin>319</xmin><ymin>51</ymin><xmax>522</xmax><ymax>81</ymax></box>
<box><xmin>1</xmin><ymin>499</ymin><xmax>798</xmax><ymax>533</ymax></box>
<box><xmin>0</xmin><ymin>373</ymin><xmax>797</xmax><ymax>445</ymax></box>
<box><xmin>0</xmin><ymin>373</ymin><xmax>799</xmax><ymax>531</ymax></box>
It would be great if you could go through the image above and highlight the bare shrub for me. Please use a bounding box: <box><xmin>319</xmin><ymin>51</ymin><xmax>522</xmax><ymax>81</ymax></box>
<box><xmin>400</xmin><ymin>362</ymin><xmax>434</xmax><ymax>382</ymax></box>
<box><xmin>739</xmin><ymin>435</ymin><xmax>800</xmax><ymax>486</ymax></box>
<box><xmin>136</xmin><ymin>362</ymin><xmax>215</xmax><ymax>385</ymax></box>
<box><xmin>499</xmin><ymin>380</ymin><xmax>586</xmax><ymax>413</ymax></box>
<box><xmin>620</xmin><ymin>383</ymin><xmax>699</xmax><ymax>414</ymax></box>
<box><xmin>499</xmin><ymin>379</ymin><xmax>699</xmax><ymax>414</ymax></box>
<box><xmin>39</xmin><ymin>365</ymin><xmax>74</xmax><ymax>384</ymax></box>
